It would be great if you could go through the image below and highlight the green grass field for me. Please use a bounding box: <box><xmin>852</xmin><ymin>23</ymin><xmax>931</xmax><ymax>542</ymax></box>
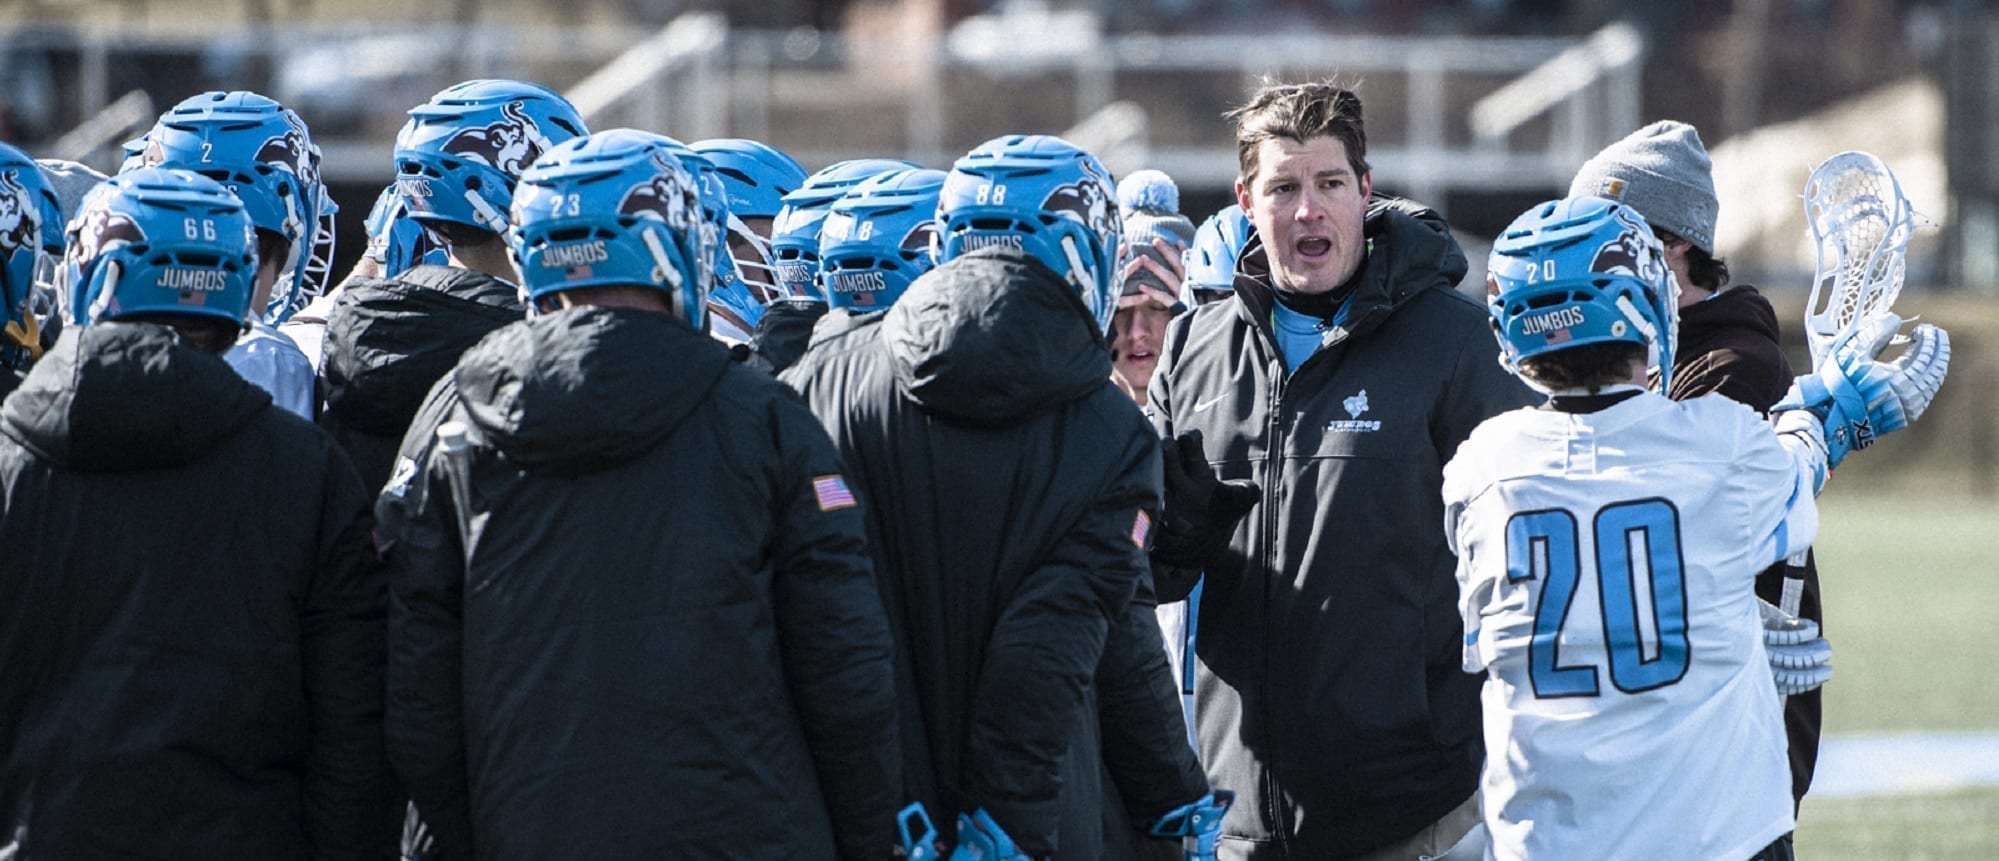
<box><xmin>1792</xmin><ymin>490</ymin><xmax>1999</xmax><ymax>859</ymax></box>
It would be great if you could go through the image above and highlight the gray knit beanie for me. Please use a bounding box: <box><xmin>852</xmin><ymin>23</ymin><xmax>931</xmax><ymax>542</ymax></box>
<box><xmin>1116</xmin><ymin>169</ymin><xmax>1197</xmax><ymax>296</ymax></box>
<box><xmin>1569</xmin><ymin>120</ymin><xmax>1719</xmax><ymax>254</ymax></box>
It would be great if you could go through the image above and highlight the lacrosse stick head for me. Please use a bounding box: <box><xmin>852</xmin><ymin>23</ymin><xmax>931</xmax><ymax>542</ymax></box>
<box><xmin>1805</xmin><ymin>151</ymin><xmax>1914</xmax><ymax>367</ymax></box>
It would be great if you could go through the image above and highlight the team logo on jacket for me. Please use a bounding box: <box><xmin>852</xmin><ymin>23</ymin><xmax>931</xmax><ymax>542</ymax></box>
<box><xmin>443</xmin><ymin>101</ymin><xmax>546</xmax><ymax>177</ymax></box>
<box><xmin>1329</xmin><ymin>389</ymin><xmax>1381</xmax><ymax>433</ymax></box>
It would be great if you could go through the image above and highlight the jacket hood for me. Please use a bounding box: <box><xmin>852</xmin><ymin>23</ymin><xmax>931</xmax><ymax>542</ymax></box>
<box><xmin>1679</xmin><ymin>284</ymin><xmax>1782</xmax><ymax>346</ymax></box>
<box><xmin>881</xmin><ymin>247</ymin><xmax>1111</xmax><ymax>426</ymax></box>
<box><xmin>452</xmin><ymin>305</ymin><xmax>729</xmax><ymax>476</ymax></box>
<box><xmin>1234</xmin><ymin>195</ymin><xmax>1467</xmax><ymax>339</ymax></box>
<box><xmin>1</xmin><ymin>322</ymin><xmax>271</xmax><ymax>472</ymax></box>
<box><xmin>321</xmin><ymin>266</ymin><xmax>524</xmax><ymax>435</ymax></box>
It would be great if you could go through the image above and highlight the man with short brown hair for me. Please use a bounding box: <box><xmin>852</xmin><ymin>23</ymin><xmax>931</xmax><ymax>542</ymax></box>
<box><xmin>1145</xmin><ymin>79</ymin><xmax>1535</xmax><ymax>860</ymax></box>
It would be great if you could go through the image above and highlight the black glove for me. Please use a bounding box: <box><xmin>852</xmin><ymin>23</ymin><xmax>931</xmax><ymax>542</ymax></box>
<box><xmin>1150</xmin><ymin>430</ymin><xmax>1259</xmax><ymax>600</ymax></box>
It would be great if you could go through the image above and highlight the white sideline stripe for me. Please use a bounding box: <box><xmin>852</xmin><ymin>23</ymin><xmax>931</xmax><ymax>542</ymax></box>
<box><xmin>1811</xmin><ymin>732</ymin><xmax>1999</xmax><ymax>798</ymax></box>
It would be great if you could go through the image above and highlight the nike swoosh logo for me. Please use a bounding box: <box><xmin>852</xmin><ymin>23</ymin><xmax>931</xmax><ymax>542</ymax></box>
<box><xmin>1192</xmin><ymin>395</ymin><xmax>1226</xmax><ymax>414</ymax></box>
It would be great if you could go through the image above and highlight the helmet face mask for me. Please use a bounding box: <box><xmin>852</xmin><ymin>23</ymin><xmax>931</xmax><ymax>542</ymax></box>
<box><xmin>66</xmin><ymin>167</ymin><xmax>259</xmax><ymax>328</ymax></box>
<box><xmin>509</xmin><ymin>129</ymin><xmax>713</xmax><ymax>331</ymax></box>
<box><xmin>133</xmin><ymin>90</ymin><xmax>335</xmax><ymax>322</ymax></box>
<box><xmin>1486</xmin><ymin>196</ymin><xmax>1679</xmax><ymax>392</ymax></box>
<box><xmin>0</xmin><ymin>145</ymin><xmax>62</xmax><ymax>348</ymax></box>
<box><xmin>938</xmin><ymin>135</ymin><xmax>1123</xmax><ymax>333</ymax></box>
<box><xmin>818</xmin><ymin>168</ymin><xmax>946</xmax><ymax>312</ymax></box>
<box><xmin>395</xmin><ymin>79</ymin><xmax>588</xmax><ymax>238</ymax></box>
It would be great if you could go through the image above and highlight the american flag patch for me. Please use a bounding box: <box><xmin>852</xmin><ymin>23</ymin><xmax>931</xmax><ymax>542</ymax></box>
<box><xmin>1130</xmin><ymin>510</ymin><xmax>1151</xmax><ymax>548</ymax></box>
<box><xmin>1545</xmin><ymin>327</ymin><xmax>1571</xmax><ymax>345</ymax></box>
<box><xmin>813</xmin><ymin>475</ymin><xmax>857</xmax><ymax>511</ymax></box>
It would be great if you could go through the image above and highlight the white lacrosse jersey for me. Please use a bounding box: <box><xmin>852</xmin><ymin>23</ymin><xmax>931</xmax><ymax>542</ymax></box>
<box><xmin>1442</xmin><ymin>390</ymin><xmax>1816</xmax><ymax>861</ymax></box>
<box><xmin>225</xmin><ymin>320</ymin><xmax>316</xmax><ymax>420</ymax></box>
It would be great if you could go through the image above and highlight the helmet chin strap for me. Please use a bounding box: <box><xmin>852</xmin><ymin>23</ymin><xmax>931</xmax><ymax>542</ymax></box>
<box><xmin>1061</xmin><ymin>234</ymin><xmax>1097</xmax><ymax>309</ymax></box>
<box><xmin>1613</xmin><ymin>293</ymin><xmax>1667</xmax><ymax>389</ymax></box>
<box><xmin>641</xmin><ymin>227</ymin><xmax>684</xmax><ymax>292</ymax></box>
<box><xmin>87</xmin><ymin>260</ymin><xmax>120</xmax><ymax>323</ymax></box>
<box><xmin>465</xmin><ymin>190</ymin><xmax>509</xmax><ymax>233</ymax></box>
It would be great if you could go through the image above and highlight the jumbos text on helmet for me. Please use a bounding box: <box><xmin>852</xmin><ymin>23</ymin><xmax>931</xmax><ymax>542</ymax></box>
<box><xmin>156</xmin><ymin>267</ymin><xmax>231</xmax><ymax>292</ymax></box>
<box><xmin>1521</xmin><ymin>305</ymin><xmax>1587</xmax><ymax>335</ymax></box>
<box><xmin>397</xmin><ymin>177</ymin><xmax>435</xmax><ymax>200</ymax></box>
<box><xmin>827</xmin><ymin>270</ymin><xmax>887</xmax><ymax>295</ymax></box>
<box><xmin>541</xmin><ymin>240</ymin><xmax>609</xmax><ymax>269</ymax></box>
<box><xmin>958</xmin><ymin>234</ymin><xmax>1024</xmax><ymax>253</ymax></box>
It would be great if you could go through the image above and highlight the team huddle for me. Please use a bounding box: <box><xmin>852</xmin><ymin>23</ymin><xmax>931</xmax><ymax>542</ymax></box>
<box><xmin>0</xmin><ymin>76</ymin><xmax>1954</xmax><ymax>861</ymax></box>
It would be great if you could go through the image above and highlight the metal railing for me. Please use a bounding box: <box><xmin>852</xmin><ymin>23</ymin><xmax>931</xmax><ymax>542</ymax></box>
<box><xmin>18</xmin><ymin>16</ymin><xmax>1644</xmax><ymax>207</ymax></box>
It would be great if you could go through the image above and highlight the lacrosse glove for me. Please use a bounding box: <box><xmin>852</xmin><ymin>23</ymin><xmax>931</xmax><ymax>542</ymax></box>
<box><xmin>1147</xmin><ymin>790</ymin><xmax>1234</xmax><ymax>861</ymax></box>
<box><xmin>950</xmin><ymin>809</ymin><xmax>1039</xmax><ymax>861</ymax></box>
<box><xmin>1759</xmin><ymin>599</ymin><xmax>1833</xmax><ymax>696</ymax></box>
<box><xmin>1773</xmin><ymin>312</ymin><xmax>1950</xmax><ymax>470</ymax></box>
<box><xmin>1151</xmin><ymin>430</ymin><xmax>1260</xmax><ymax>600</ymax></box>
<box><xmin>897</xmin><ymin>802</ymin><xmax>946</xmax><ymax>861</ymax></box>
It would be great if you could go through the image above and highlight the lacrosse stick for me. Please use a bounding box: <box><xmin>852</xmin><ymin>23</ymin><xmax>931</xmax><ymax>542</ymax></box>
<box><xmin>1803</xmin><ymin>151</ymin><xmax>1915</xmax><ymax>367</ymax></box>
<box><xmin>1786</xmin><ymin>151</ymin><xmax>1916</xmax><ymax>616</ymax></box>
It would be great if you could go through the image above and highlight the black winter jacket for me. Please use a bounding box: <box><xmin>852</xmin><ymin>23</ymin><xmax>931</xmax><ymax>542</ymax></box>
<box><xmin>318</xmin><ymin>265</ymin><xmax>523</xmax><ymax>494</ymax></box>
<box><xmin>782</xmin><ymin>248</ymin><xmax>1202</xmax><ymax>859</ymax></box>
<box><xmin>0</xmin><ymin>323</ymin><xmax>393</xmax><ymax>860</ymax></box>
<box><xmin>1148</xmin><ymin>198</ymin><xmax>1537</xmax><ymax>859</ymax></box>
<box><xmin>380</xmin><ymin>306</ymin><xmax>899</xmax><ymax>860</ymax></box>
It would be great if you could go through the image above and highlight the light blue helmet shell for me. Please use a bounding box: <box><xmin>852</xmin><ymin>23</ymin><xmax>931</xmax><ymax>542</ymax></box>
<box><xmin>394</xmin><ymin>79</ymin><xmax>588</xmax><ymax>234</ymax></box>
<box><xmin>66</xmin><ymin>167</ymin><xmax>259</xmax><ymax>328</ymax></box>
<box><xmin>939</xmin><ymin>134</ymin><xmax>1123</xmax><ymax>333</ymax></box>
<box><xmin>1181</xmin><ymin>205</ymin><xmax>1253</xmax><ymax>305</ymax></box>
<box><xmin>769</xmin><ymin>158</ymin><xmax>917</xmax><ymax>300</ymax></box>
<box><xmin>134</xmin><ymin>90</ymin><xmax>334</xmax><ymax>322</ymax></box>
<box><xmin>690</xmin><ymin>138</ymin><xmax>807</xmax><ymax>220</ymax></box>
<box><xmin>510</xmin><ymin>129</ymin><xmax>713</xmax><ymax>330</ymax></box>
<box><xmin>817</xmin><ymin>168</ymin><xmax>945</xmax><ymax>311</ymax></box>
<box><xmin>1487</xmin><ymin>195</ymin><xmax>1680</xmax><ymax>391</ymax></box>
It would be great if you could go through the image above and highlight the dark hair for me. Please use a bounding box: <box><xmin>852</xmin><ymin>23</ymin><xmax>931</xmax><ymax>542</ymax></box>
<box><xmin>435</xmin><ymin>221</ymin><xmax>501</xmax><ymax>249</ymax></box>
<box><xmin>118</xmin><ymin>313</ymin><xmax>243</xmax><ymax>355</ymax></box>
<box><xmin>1225</xmin><ymin>78</ymin><xmax>1369</xmax><ymax>185</ymax></box>
<box><xmin>1517</xmin><ymin>342</ymin><xmax>1647</xmax><ymax>393</ymax></box>
<box><xmin>1656</xmin><ymin>229</ymin><xmax>1730</xmax><ymax>291</ymax></box>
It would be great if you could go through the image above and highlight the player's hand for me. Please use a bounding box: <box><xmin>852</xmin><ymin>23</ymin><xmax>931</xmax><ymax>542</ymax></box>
<box><xmin>1774</xmin><ymin>312</ymin><xmax>1950</xmax><ymax>469</ymax></box>
<box><xmin>1151</xmin><ymin>430</ymin><xmax>1259</xmax><ymax>597</ymax></box>
<box><xmin>1121</xmin><ymin>238</ymin><xmax>1188</xmax><ymax>299</ymax></box>
<box><xmin>1839</xmin><ymin>313</ymin><xmax>1949</xmax><ymax>429</ymax></box>
<box><xmin>1759</xmin><ymin>599</ymin><xmax>1832</xmax><ymax>696</ymax></box>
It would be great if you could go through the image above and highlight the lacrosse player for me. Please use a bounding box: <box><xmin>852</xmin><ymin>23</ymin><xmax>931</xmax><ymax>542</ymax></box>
<box><xmin>2</xmin><ymin>168</ymin><xmax>394</xmax><ymax>857</ymax></box>
<box><xmin>382</xmin><ymin>130</ymin><xmax>900</xmax><ymax>858</ymax></box>
<box><xmin>1446</xmin><ymin>194</ymin><xmax>1948</xmax><ymax>860</ymax></box>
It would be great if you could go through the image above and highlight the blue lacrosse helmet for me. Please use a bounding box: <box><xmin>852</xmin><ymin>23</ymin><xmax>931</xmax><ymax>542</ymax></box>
<box><xmin>362</xmin><ymin>183</ymin><xmax>449</xmax><ymax>278</ymax></box>
<box><xmin>690</xmin><ymin>138</ymin><xmax>807</xmax><ymax>221</ymax></box>
<box><xmin>817</xmin><ymin>168</ymin><xmax>945</xmax><ymax>312</ymax></box>
<box><xmin>939</xmin><ymin>134</ymin><xmax>1124</xmax><ymax>333</ymax></box>
<box><xmin>769</xmin><ymin>158</ymin><xmax>917</xmax><ymax>300</ymax></box>
<box><xmin>510</xmin><ymin>129</ymin><xmax>712</xmax><ymax>330</ymax></box>
<box><xmin>0</xmin><ymin>144</ymin><xmax>62</xmax><ymax>348</ymax></box>
<box><xmin>66</xmin><ymin>167</ymin><xmax>258</xmax><ymax>327</ymax></box>
<box><xmin>395</xmin><ymin>79</ymin><xmax>588</xmax><ymax>234</ymax></box>
<box><xmin>649</xmin><ymin>138</ymin><xmax>769</xmax><ymax>340</ymax></box>
<box><xmin>1487</xmin><ymin>195</ymin><xmax>1680</xmax><ymax>391</ymax></box>
<box><xmin>133</xmin><ymin>90</ymin><xmax>336</xmax><ymax>322</ymax></box>
<box><xmin>1181</xmin><ymin>205</ymin><xmax>1253</xmax><ymax>306</ymax></box>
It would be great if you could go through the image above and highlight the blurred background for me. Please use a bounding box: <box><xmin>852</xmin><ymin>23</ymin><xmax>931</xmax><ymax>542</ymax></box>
<box><xmin>3</xmin><ymin>0</ymin><xmax>1996</xmax><ymax>855</ymax></box>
